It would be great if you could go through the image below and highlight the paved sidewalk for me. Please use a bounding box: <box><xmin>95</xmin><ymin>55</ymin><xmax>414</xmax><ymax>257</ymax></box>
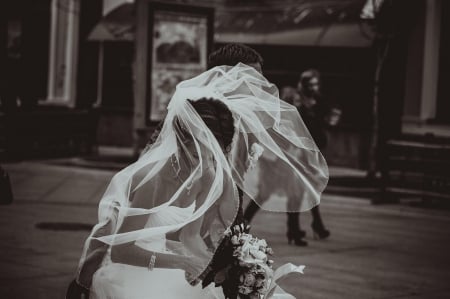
<box><xmin>1</xmin><ymin>160</ymin><xmax>450</xmax><ymax>299</ymax></box>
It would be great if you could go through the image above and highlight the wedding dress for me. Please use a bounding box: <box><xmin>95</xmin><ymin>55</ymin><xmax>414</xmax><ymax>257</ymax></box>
<box><xmin>89</xmin><ymin>197</ymin><xmax>299</xmax><ymax>299</ymax></box>
<box><xmin>90</xmin><ymin>205</ymin><xmax>225</xmax><ymax>299</ymax></box>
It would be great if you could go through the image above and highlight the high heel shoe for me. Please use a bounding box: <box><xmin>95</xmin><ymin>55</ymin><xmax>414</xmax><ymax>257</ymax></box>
<box><xmin>311</xmin><ymin>222</ymin><xmax>330</xmax><ymax>240</ymax></box>
<box><xmin>287</xmin><ymin>230</ymin><xmax>308</xmax><ymax>246</ymax></box>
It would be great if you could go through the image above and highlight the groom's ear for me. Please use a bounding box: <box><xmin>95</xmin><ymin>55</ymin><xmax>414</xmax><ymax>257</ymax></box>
<box><xmin>247</xmin><ymin>62</ymin><xmax>263</xmax><ymax>74</ymax></box>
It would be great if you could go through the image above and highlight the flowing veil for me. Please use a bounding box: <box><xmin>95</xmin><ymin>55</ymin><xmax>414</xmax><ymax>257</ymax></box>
<box><xmin>75</xmin><ymin>63</ymin><xmax>329</xmax><ymax>290</ymax></box>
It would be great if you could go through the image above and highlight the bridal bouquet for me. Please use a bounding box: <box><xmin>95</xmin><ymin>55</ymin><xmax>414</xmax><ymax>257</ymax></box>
<box><xmin>212</xmin><ymin>224</ymin><xmax>275</xmax><ymax>299</ymax></box>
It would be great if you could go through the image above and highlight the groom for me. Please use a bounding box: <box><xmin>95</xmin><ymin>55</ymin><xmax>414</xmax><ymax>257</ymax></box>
<box><xmin>66</xmin><ymin>43</ymin><xmax>265</xmax><ymax>299</ymax></box>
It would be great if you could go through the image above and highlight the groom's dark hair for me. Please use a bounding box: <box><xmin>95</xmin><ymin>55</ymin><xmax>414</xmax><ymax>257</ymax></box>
<box><xmin>207</xmin><ymin>43</ymin><xmax>264</xmax><ymax>69</ymax></box>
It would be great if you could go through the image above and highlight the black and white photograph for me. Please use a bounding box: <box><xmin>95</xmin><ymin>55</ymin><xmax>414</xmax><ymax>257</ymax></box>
<box><xmin>1</xmin><ymin>0</ymin><xmax>450</xmax><ymax>298</ymax></box>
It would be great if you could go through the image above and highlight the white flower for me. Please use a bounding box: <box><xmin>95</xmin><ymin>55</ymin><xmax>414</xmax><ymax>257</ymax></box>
<box><xmin>251</xmin><ymin>143</ymin><xmax>264</xmax><ymax>157</ymax></box>
<box><xmin>247</xmin><ymin>143</ymin><xmax>264</xmax><ymax>169</ymax></box>
<box><xmin>224</xmin><ymin>227</ymin><xmax>232</xmax><ymax>236</ymax></box>
<box><xmin>242</xmin><ymin>273</ymin><xmax>256</xmax><ymax>286</ymax></box>
<box><xmin>250</xmin><ymin>249</ymin><xmax>267</xmax><ymax>261</ymax></box>
<box><xmin>265</xmin><ymin>247</ymin><xmax>274</xmax><ymax>255</ymax></box>
<box><xmin>259</xmin><ymin>239</ymin><xmax>267</xmax><ymax>246</ymax></box>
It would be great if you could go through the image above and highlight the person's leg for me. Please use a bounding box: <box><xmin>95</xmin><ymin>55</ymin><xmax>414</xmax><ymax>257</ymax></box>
<box><xmin>244</xmin><ymin>166</ymin><xmax>270</xmax><ymax>224</ymax></box>
<box><xmin>287</xmin><ymin>212</ymin><xmax>307</xmax><ymax>246</ymax></box>
<box><xmin>243</xmin><ymin>199</ymin><xmax>261</xmax><ymax>223</ymax></box>
<box><xmin>311</xmin><ymin>205</ymin><xmax>330</xmax><ymax>239</ymax></box>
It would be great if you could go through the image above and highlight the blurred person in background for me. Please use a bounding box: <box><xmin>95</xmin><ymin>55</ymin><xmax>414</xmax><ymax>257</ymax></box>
<box><xmin>244</xmin><ymin>70</ymin><xmax>340</xmax><ymax>246</ymax></box>
<box><xmin>296</xmin><ymin>69</ymin><xmax>341</xmax><ymax>146</ymax></box>
<box><xmin>294</xmin><ymin>69</ymin><xmax>341</xmax><ymax>241</ymax></box>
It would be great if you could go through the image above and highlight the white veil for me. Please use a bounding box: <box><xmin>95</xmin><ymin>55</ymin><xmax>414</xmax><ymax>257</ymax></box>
<box><xmin>75</xmin><ymin>63</ymin><xmax>328</xmax><ymax>289</ymax></box>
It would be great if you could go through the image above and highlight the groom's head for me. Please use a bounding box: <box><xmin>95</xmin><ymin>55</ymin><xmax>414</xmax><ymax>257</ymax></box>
<box><xmin>207</xmin><ymin>43</ymin><xmax>263</xmax><ymax>73</ymax></box>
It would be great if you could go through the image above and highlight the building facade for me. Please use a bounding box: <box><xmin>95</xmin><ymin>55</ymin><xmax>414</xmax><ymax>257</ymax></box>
<box><xmin>1</xmin><ymin>0</ymin><xmax>448</xmax><ymax>171</ymax></box>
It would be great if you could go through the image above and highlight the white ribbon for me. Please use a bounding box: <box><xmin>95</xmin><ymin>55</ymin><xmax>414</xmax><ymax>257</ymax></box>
<box><xmin>265</xmin><ymin>263</ymin><xmax>305</xmax><ymax>299</ymax></box>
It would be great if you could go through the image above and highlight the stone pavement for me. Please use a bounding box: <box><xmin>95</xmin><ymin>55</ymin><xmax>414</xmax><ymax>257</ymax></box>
<box><xmin>1</xmin><ymin>159</ymin><xmax>450</xmax><ymax>299</ymax></box>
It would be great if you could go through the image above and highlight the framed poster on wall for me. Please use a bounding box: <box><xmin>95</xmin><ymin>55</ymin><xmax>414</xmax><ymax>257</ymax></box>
<box><xmin>146</xmin><ymin>3</ymin><xmax>213</xmax><ymax>123</ymax></box>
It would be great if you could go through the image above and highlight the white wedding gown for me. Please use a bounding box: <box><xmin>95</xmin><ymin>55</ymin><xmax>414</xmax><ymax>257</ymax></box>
<box><xmin>89</xmin><ymin>204</ymin><xmax>300</xmax><ymax>299</ymax></box>
<box><xmin>91</xmin><ymin>264</ymin><xmax>224</xmax><ymax>299</ymax></box>
<box><xmin>90</xmin><ymin>205</ymin><xmax>225</xmax><ymax>299</ymax></box>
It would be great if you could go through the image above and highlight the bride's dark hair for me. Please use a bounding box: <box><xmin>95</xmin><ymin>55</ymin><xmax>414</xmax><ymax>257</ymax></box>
<box><xmin>183</xmin><ymin>98</ymin><xmax>235</xmax><ymax>151</ymax></box>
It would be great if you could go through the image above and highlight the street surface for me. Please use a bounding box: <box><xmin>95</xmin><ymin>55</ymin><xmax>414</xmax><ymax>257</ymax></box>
<box><xmin>1</xmin><ymin>160</ymin><xmax>450</xmax><ymax>299</ymax></box>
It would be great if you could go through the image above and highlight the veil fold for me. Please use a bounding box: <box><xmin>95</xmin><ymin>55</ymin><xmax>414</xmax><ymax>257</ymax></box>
<box><xmin>76</xmin><ymin>63</ymin><xmax>328</xmax><ymax>288</ymax></box>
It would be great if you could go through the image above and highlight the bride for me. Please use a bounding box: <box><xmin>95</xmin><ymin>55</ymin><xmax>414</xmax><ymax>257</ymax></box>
<box><xmin>68</xmin><ymin>64</ymin><xmax>328</xmax><ymax>299</ymax></box>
